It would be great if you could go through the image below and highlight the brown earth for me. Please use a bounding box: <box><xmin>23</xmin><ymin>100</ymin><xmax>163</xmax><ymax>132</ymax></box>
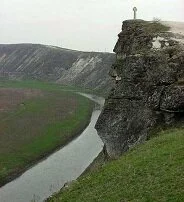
<box><xmin>0</xmin><ymin>88</ymin><xmax>78</xmax><ymax>153</ymax></box>
<box><xmin>0</xmin><ymin>88</ymin><xmax>43</xmax><ymax>112</ymax></box>
<box><xmin>0</xmin><ymin>87</ymin><xmax>93</xmax><ymax>187</ymax></box>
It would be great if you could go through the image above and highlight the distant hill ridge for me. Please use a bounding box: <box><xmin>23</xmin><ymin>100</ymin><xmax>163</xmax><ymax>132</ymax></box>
<box><xmin>0</xmin><ymin>44</ymin><xmax>115</xmax><ymax>93</ymax></box>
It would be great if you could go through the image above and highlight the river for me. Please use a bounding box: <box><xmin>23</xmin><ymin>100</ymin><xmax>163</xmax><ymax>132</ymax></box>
<box><xmin>0</xmin><ymin>93</ymin><xmax>104</xmax><ymax>202</ymax></box>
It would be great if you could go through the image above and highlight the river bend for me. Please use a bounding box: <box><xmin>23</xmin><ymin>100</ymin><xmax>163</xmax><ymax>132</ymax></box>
<box><xmin>0</xmin><ymin>93</ymin><xmax>104</xmax><ymax>202</ymax></box>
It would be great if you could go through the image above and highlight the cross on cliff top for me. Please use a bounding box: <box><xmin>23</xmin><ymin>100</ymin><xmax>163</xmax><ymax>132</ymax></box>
<box><xmin>133</xmin><ymin>7</ymin><xmax>137</xmax><ymax>20</ymax></box>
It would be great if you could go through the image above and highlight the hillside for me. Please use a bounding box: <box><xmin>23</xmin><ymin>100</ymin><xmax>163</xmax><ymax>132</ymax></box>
<box><xmin>0</xmin><ymin>81</ymin><xmax>94</xmax><ymax>187</ymax></box>
<box><xmin>48</xmin><ymin>128</ymin><xmax>184</xmax><ymax>202</ymax></box>
<box><xmin>0</xmin><ymin>44</ymin><xmax>115</xmax><ymax>93</ymax></box>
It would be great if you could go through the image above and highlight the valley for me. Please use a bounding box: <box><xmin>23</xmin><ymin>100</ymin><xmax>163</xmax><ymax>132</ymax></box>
<box><xmin>0</xmin><ymin>44</ymin><xmax>115</xmax><ymax>94</ymax></box>
<box><xmin>0</xmin><ymin>80</ymin><xmax>94</xmax><ymax>187</ymax></box>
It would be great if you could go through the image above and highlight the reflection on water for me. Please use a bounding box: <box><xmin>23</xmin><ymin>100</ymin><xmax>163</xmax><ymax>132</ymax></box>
<box><xmin>0</xmin><ymin>94</ymin><xmax>104</xmax><ymax>202</ymax></box>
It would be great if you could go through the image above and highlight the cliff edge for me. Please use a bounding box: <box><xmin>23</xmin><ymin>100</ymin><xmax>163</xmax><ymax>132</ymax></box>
<box><xmin>95</xmin><ymin>20</ymin><xmax>184</xmax><ymax>158</ymax></box>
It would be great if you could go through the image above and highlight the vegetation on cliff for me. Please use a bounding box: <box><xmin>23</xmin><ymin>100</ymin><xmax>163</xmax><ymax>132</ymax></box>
<box><xmin>0</xmin><ymin>80</ymin><xmax>94</xmax><ymax>186</ymax></box>
<box><xmin>48</xmin><ymin>128</ymin><xmax>184</xmax><ymax>202</ymax></box>
<box><xmin>139</xmin><ymin>20</ymin><xmax>170</xmax><ymax>33</ymax></box>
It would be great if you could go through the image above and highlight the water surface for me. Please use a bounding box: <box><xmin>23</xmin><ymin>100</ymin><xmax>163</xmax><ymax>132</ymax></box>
<box><xmin>0</xmin><ymin>93</ymin><xmax>104</xmax><ymax>202</ymax></box>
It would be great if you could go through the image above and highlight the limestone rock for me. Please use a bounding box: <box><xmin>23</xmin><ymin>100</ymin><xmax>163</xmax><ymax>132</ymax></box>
<box><xmin>96</xmin><ymin>20</ymin><xmax>184</xmax><ymax>158</ymax></box>
<box><xmin>160</xmin><ymin>85</ymin><xmax>184</xmax><ymax>112</ymax></box>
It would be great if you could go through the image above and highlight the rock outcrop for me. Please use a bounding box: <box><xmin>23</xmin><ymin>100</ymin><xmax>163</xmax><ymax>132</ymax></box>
<box><xmin>0</xmin><ymin>44</ymin><xmax>115</xmax><ymax>93</ymax></box>
<box><xmin>96</xmin><ymin>20</ymin><xmax>184</xmax><ymax>158</ymax></box>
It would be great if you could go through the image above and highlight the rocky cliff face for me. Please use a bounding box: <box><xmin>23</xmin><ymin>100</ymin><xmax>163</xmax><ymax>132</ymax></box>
<box><xmin>96</xmin><ymin>20</ymin><xmax>184</xmax><ymax>158</ymax></box>
<box><xmin>0</xmin><ymin>44</ymin><xmax>115</xmax><ymax>93</ymax></box>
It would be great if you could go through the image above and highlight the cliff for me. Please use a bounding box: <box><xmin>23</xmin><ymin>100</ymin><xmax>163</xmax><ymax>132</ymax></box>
<box><xmin>96</xmin><ymin>20</ymin><xmax>184</xmax><ymax>158</ymax></box>
<box><xmin>0</xmin><ymin>44</ymin><xmax>115</xmax><ymax>93</ymax></box>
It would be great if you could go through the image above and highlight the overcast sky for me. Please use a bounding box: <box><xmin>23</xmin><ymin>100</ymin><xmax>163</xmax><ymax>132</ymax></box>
<box><xmin>0</xmin><ymin>0</ymin><xmax>183</xmax><ymax>52</ymax></box>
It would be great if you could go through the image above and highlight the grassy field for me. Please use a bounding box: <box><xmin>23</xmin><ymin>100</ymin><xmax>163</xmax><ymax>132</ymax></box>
<box><xmin>0</xmin><ymin>80</ymin><xmax>84</xmax><ymax>92</ymax></box>
<box><xmin>49</xmin><ymin>128</ymin><xmax>184</xmax><ymax>202</ymax></box>
<box><xmin>0</xmin><ymin>80</ymin><xmax>94</xmax><ymax>186</ymax></box>
<box><xmin>0</xmin><ymin>79</ymin><xmax>107</xmax><ymax>96</ymax></box>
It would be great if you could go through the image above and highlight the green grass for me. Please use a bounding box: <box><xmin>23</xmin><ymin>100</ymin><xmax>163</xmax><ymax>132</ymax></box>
<box><xmin>0</xmin><ymin>79</ymin><xmax>80</xmax><ymax>92</ymax></box>
<box><xmin>0</xmin><ymin>79</ymin><xmax>107</xmax><ymax>96</ymax></box>
<box><xmin>0</xmin><ymin>79</ymin><xmax>102</xmax><ymax>95</ymax></box>
<box><xmin>49</xmin><ymin>128</ymin><xmax>184</xmax><ymax>202</ymax></box>
<box><xmin>0</xmin><ymin>80</ymin><xmax>94</xmax><ymax>186</ymax></box>
<box><xmin>137</xmin><ymin>20</ymin><xmax>170</xmax><ymax>34</ymax></box>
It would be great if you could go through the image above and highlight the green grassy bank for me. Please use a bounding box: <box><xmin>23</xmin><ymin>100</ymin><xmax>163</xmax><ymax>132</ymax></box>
<box><xmin>0</xmin><ymin>80</ymin><xmax>94</xmax><ymax>186</ymax></box>
<box><xmin>49</xmin><ymin>128</ymin><xmax>184</xmax><ymax>202</ymax></box>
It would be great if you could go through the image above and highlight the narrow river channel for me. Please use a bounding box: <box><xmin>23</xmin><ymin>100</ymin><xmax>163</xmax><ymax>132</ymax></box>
<box><xmin>0</xmin><ymin>93</ymin><xmax>104</xmax><ymax>202</ymax></box>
